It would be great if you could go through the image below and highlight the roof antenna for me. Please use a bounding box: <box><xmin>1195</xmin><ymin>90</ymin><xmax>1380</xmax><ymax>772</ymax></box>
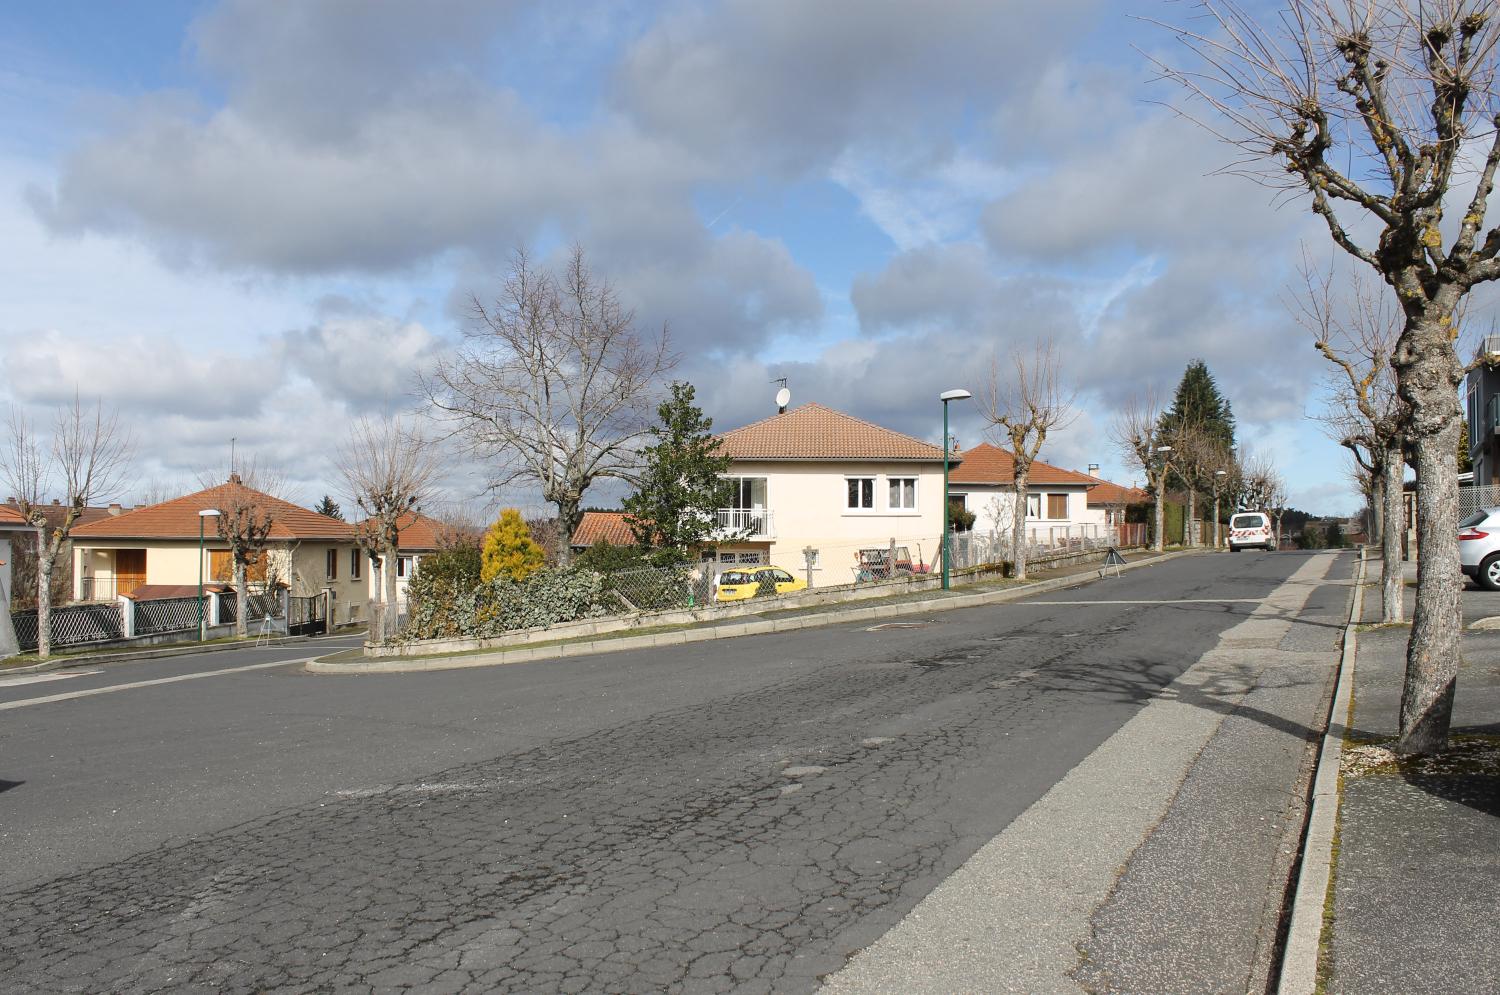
<box><xmin>772</xmin><ymin>377</ymin><xmax>790</xmax><ymax>414</ymax></box>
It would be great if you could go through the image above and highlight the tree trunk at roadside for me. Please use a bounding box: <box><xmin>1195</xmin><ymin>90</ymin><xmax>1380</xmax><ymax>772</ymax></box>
<box><xmin>36</xmin><ymin>553</ymin><xmax>53</xmax><ymax>657</ymax></box>
<box><xmin>1184</xmin><ymin>490</ymin><xmax>1197</xmax><ymax>548</ymax></box>
<box><xmin>1152</xmin><ymin>487</ymin><xmax>1166</xmax><ymax>553</ymax></box>
<box><xmin>382</xmin><ymin>545</ymin><xmax>400</xmax><ymax>640</ymax></box>
<box><xmin>1395</xmin><ymin>307</ymin><xmax>1464</xmax><ymax>756</ymax></box>
<box><xmin>1011</xmin><ymin>471</ymin><xmax>1030</xmax><ymax>580</ymax></box>
<box><xmin>234</xmin><ymin>560</ymin><xmax>247</xmax><ymax>638</ymax></box>
<box><xmin>1379</xmin><ymin>444</ymin><xmax>1405</xmax><ymax>625</ymax></box>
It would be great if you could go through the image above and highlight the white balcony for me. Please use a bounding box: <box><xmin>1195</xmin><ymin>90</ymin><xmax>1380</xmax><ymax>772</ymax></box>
<box><xmin>715</xmin><ymin>508</ymin><xmax>774</xmax><ymax>539</ymax></box>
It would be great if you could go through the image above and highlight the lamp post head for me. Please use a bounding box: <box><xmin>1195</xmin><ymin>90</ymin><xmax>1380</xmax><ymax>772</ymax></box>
<box><xmin>1156</xmin><ymin>445</ymin><xmax>1173</xmax><ymax>454</ymax></box>
<box><xmin>1214</xmin><ymin>469</ymin><xmax>1227</xmax><ymax>476</ymax></box>
<box><xmin>939</xmin><ymin>388</ymin><xmax>972</xmax><ymax>403</ymax></box>
<box><xmin>200</xmin><ymin>508</ymin><xmax>221</xmax><ymax>517</ymax></box>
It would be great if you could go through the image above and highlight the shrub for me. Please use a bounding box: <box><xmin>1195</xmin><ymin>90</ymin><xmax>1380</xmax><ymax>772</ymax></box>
<box><xmin>481</xmin><ymin>509</ymin><xmax>546</xmax><ymax>583</ymax></box>
<box><xmin>412</xmin><ymin>544</ymin><xmax>482</xmax><ymax>590</ymax></box>
<box><xmin>403</xmin><ymin>566</ymin><xmax>609</xmax><ymax>641</ymax></box>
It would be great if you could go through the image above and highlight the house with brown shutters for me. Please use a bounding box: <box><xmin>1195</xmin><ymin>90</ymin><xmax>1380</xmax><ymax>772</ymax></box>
<box><xmin>70</xmin><ymin>476</ymin><xmax>367</xmax><ymax>624</ymax></box>
<box><xmin>945</xmin><ymin>443</ymin><xmax>1106</xmax><ymax>544</ymax></box>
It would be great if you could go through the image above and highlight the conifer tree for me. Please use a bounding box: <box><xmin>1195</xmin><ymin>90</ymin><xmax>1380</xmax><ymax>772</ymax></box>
<box><xmin>1159</xmin><ymin>361</ymin><xmax>1236</xmax><ymax>448</ymax></box>
<box><xmin>481</xmin><ymin>509</ymin><xmax>546</xmax><ymax>583</ymax></box>
<box><xmin>314</xmin><ymin>495</ymin><xmax>343</xmax><ymax>521</ymax></box>
<box><xmin>622</xmin><ymin>382</ymin><xmax>737</xmax><ymax>563</ymax></box>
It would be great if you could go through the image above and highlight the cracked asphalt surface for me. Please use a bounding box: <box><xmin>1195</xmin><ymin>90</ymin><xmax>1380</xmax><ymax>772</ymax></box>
<box><xmin>1</xmin><ymin>552</ymin><xmax>1312</xmax><ymax>993</ymax></box>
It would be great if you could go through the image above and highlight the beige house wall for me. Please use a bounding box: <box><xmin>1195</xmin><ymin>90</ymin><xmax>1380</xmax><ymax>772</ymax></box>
<box><xmin>72</xmin><ymin>538</ymin><xmax>365</xmax><ymax>623</ymax></box>
<box><xmin>722</xmin><ymin>460</ymin><xmax>949</xmax><ymax>587</ymax></box>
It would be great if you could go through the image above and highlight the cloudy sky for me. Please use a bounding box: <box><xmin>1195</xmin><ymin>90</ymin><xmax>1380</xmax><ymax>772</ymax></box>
<box><xmin>0</xmin><ymin>0</ymin><xmax>1440</xmax><ymax>516</ymax></box>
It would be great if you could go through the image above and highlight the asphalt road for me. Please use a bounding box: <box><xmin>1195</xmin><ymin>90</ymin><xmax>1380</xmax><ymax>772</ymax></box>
<box><xmin>0</xmin><ymin>551</ymin><xmax>1321</xmax><ymax>993</ymax></box>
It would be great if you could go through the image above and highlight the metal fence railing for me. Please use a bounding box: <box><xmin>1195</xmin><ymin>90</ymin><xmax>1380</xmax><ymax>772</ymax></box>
<box><xmin>75</xmin><ymin>576</ymin><xmax>125</xmax><ymax>602</ymax></box>
<box><xmin>218</xmin><ymin>588</ymin><xmax>284</xmax><ymax>624</ymax></box>
<box><xmin>134</xmin><ymin>596</ymin><xmax>203</xmax><ymax>636</ymax></box>
<box><xmin>1460</xmin><ymin>484</ymin><xmax>1500</xmax><ymax>519</ymax></box>
<box><xmin>11</xmin><ymin>602</ymin><xmax>125</xmax><ymax>651</ymax></box>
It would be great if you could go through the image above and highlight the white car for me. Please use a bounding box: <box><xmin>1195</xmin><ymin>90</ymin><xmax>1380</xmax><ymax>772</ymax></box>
<box><xmin>1228</xmin><ymin>511</ymin><xmax>1276</xmax><ymax>552</ymax></box>
<box><xmin>1459</xmin><ymin>507</ymin><xmax>1500</xmax><ymax>590</ymax></box>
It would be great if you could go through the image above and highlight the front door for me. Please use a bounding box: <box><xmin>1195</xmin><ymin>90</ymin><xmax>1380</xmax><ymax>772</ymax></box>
<box><xmin>115</xmin><ymin>549</ymin><xmax>146</xmax><ymax>597</ymax></box>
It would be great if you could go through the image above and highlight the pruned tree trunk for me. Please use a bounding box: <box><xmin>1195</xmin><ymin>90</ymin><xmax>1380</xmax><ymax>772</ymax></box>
<box><xmin>382</xmin><ymin>547</ymin><xmax>400</xmax><ymax>640</ymax></box>
<box><xmin>36</xmin><ymin>553</ymin><xmax>53</xmax><ymax>657</ymax></box>
<box><xmin>1396</xmin><ymin>312</ymin><xmax>1465</xmax><ymax>755</ymax></box>
<box><xmin>1379</xmin><ymin>443</ymin><xmax>1405</xmax><ymax>625</ymax></box>
<box><xmin>1184</xmin><ymin>490</ymin><xmax>1197</xmax><ymax>548</ymax></box>
<box><xmin>234</xmin><ymin>559</ymin><xmax>248</xmax><ymax>638</ymax></box>
<box><xmin>1153</xmin><ymin>487</ymin><xmax>1166</xmax><ymax>553</ymax></box>
<box><xmin>554</xmin><ymin>494</ymin><xmax>582</xmax><ymax>568</ymax></box>
<box><xmin>1011</xmin><ymin>471</ymin><xmax>1030</xmax><ymax>580</ymax></box>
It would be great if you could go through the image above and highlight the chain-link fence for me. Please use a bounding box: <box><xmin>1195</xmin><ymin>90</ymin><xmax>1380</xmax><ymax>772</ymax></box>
<box><xmin>598</xmin><ymin>564</ymin><xmax>701</xmax><ymax>612</ymax></box>
<box><xmin>1461</xmin><ymin>484</ymin><xmax>1500</xmax><ymax>519</ymax></box>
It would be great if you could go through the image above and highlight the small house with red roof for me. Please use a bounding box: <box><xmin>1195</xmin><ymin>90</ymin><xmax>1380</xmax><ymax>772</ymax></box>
<box><xmin>358</xmin><ymin>511</ymin><xmax>465</xmax><ymax>607</ymax></box>
<box><xmin>71</xmin><ymin>475</ymin><xmax>366</xmax><ymax>624</ymax></box>
<box><xmin>945</xmin><ymin>443</ymin><xmax>1107</xmax><ymax>543</ymax></box>
<box><xmin>0</xmin><ymin>503</ymin><xmax>35</xmax><ymax>609</ymax></box>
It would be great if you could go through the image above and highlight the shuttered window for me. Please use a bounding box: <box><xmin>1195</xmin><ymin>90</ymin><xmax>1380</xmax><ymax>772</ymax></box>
<box><xmin>1047</xmin><ymin>494</ymin><xmax>1068</xmax><ymax>520</ymax></box>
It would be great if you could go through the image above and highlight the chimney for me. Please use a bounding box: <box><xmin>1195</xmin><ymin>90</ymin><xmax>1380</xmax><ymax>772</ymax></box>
<box><xmin>229</xmin><ymin>472</ymin><xmax>243</xmax><ymax>485</ymax></box>
<box><xmin>109</xmin><ymin>503</ymin><xmax>123</xmax><ymax>516</ymax></box>
<box><xmin>1088</xmin><ymin>463</ymin><xmax>1099</xmax><ymax>476</ymax></box>
<box><xmin>52</xmin><ymin>498</ymin><xmax>61</xmax><ymax>506</ymax></box>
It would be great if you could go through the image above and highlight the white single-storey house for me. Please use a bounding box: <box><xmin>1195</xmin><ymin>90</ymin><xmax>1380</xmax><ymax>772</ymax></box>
<box><xmin>945</xmin><ymin>443</ymin><xmax>1106</xmax><ymax>544</ymax></box>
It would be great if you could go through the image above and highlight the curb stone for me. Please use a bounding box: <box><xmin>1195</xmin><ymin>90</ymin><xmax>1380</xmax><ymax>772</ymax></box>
<box><xmin>1276</xmin><ymin>547</ymin><xmax>1365</xmax><ymax>993</ymax></box>
<box><xmin>307</xmin><ymin>549</ymin><xmax>1202</xmax><ymax>675</ymax></box>
<box><xmin>0</xmin><ymin>631</ymin><xmax>356</xmax><ymax>677</ymax></box>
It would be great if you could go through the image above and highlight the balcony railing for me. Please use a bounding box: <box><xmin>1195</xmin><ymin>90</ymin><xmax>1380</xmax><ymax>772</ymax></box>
<box><xmin>714</xmin><ymin>508</ymin><xmax>774</xmax><ymax>539</ymax></box>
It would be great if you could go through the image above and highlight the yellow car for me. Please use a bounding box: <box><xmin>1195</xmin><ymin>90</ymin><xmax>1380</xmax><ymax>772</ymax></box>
<box><xmin>714</xmin><ymin>565</ymin><xmax>807</xmax><ymax>602</ymax></box>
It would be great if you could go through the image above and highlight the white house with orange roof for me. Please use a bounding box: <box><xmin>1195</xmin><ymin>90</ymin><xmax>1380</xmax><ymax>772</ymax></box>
<box><xmin>360</xmin><ymin>511</ymin><xmax>461</xmax><ymax>608</ymax></box>
<box><xmin>945</xmin><ymin>443</ymin><xmax>1107</xmax><ymax>543</ymax></box>
<box><xmin>0</xmin><ymin>503</ymin><xmax>36</xmax><ymax>610</ymax></box>
<box><xmin>70</xmin><ymin>475</ymin><xmax>366</xmax><ymax>624</ymax></box>
<box><xmin>701</xmin><ymin>403</ymin><xmax>955</xmax><ymax>586</ymax></box>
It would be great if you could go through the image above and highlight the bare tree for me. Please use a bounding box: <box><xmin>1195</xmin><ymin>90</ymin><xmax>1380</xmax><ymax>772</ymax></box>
<box><xmin>422</xmin><ymin>246</ymin><xmax>676</xmax><ymax>566</ymax></box>
<box><xmin>984</xmin><ymin>340</ymin><xmax>1077</xmax><ymax>579</ymax></box>
<box><xmin>1168</xmin><ymin>421</ymin><xmax>1225</xmax><ymax>548</ymax></box>
<box><xmin>2</xmin><ymin>398</ymin><xmax>131</xmax><ymax>658</ymax></box>
<box><xmin>337</xmin><ymin>416</ymin><xmax>442</xmax><ymax>641</ymax></box>
<box><xmin>1154</xmin><ymin>1</ymin><xmax>1500</xmax><ymax>753</ymax></box>
<box><xmin>1112</xmin><ymin>392</ymin><xmax>1174</xmax><ymax>552</ymax></box>
<box><xmin>1241</xmin><ymin>453</ymin><xmax>1289</xmax><ymax>547</ymax></box>
<box><xmin>1298</xmin><ymin>265</ymin><xmax>1409</xmax><ymax>623</ymax></box>
<box><xmin>199</xmin><ymin>462</ymin><xmax>284</xmax><ymax>639</ymax></box>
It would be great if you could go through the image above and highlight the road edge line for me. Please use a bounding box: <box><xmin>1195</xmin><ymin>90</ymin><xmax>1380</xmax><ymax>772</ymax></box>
<box><xmin>1276</xmin><ymin>547</ymin><xmax>1364</xmax><ymax>993</ymax></box>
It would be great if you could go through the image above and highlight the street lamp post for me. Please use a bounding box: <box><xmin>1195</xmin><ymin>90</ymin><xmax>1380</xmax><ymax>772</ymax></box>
<box><xmin>198</xmin><ymin>509</ymin><xmax>221</xmax><ymax>640</ymax></box>
<box><xmin>939</xmin><ymin>388</ymin><xmax>972</xmax><ymax>590</ymax></box>
<box><xmin>1212</xmin><ymin>469</ymin><xmax>1228</xmax><ymax>549</ymax></box>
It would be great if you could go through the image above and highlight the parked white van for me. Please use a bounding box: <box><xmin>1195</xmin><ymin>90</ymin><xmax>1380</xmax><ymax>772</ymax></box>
<box><xmin>1228</xmin><ymin>511</ymin><xmax>1276</xmax><ymax>552</ymax></box>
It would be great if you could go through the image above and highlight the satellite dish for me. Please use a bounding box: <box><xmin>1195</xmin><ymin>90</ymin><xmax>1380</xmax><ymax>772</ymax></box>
<box><xmin>775</xmin><ymin>387</ymin><xmax>791</xmax><ymax>412</ymax></box>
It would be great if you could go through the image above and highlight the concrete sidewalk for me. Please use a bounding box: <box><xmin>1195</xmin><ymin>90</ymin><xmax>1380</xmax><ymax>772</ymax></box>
<box><xmin>823</xmin><ymin>550</ymin><xmax>1351</xmax><ymax>993</ymax></box>
<box><xmin>1318</xmin><ymin>571</ymin><xmax>1500</xmax><ymax>993</ymax></box>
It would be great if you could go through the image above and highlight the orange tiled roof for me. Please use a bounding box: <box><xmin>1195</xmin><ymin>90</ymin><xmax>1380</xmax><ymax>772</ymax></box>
<box><xmin>2</xmin><ymin>503</ymin><xmax>117</xmax><ymax>529</ymax></box>
<box><xmin>717</xmin><ymin>403</ymin><xmax>947</xmax><ymax>461</ymax></box>
<box><xmin>0</xmin><ymin>505</ymin><xmax>28</xmax><ymax>525</ymax></box>
<box><xmin>73</xmin><ymin>476</ymin><xmax>355</xmax><ymax>541</ymax></box>
<box><xmin>947</xmin><ymin>443</ymin><xmax>1098</xmax><ymax>487</ymax></box>
<box><xmin>356</xmin><ymin>511</ymin><xmax>456</xmax><ymax>552</ymax></box>
<box><xmin>1082</xmin><ymin>477</ymin><xmax>1151</xmax><ymax>506</ymax></box>
<box><xmin>571</xmin><ymin>511</ymin><xmax>639</xmax><ymax>548</ymax></box>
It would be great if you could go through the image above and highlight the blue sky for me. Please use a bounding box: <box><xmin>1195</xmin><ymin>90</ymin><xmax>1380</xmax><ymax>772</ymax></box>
<box><xmin>0</xmin><ymin>0</ymin><xmax>1422</xmax><ymax>516</ymax></box>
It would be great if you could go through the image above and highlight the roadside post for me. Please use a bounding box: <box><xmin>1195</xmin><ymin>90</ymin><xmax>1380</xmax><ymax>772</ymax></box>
<box><xmin>939</xmin><ymin>388</ymin><xmax>972</xmax><ymax>590</ymax></box>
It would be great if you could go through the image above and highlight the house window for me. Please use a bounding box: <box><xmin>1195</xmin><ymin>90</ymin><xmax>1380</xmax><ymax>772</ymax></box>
<box><xmin>211</xmin><ymin>549</ymin><xmax>267</xmax><ymax>583</ymax></box>
<box><xmin>949</xmin><ymin>493</ymin><xmax>968</xmax><ymax>510</ymax></box>
<box><xmin>326</xmin><ymin>549</ymin><xmax>338</xmax><ymax>580</ymax></box>
<box><xmin>1047</xmin><ymin>494</ymin><xmax>1068</xmax><ymax>520</ymax></box>
<box><xmin>350</xmin><ymin>549</ymin><xmax>361</xmax><ymax>580</ymax></box>
<box><xmin>889</xmin><ymin>477</ymin><xmax>917</xmax><ymax>510</ymax></box>
<box><xmin>847</xmin><ymin>477</ymin><xmax>875</xmax><ymax>510</ymax></box>
<box><xmin>398</xmin><ymin>556</ymin><xmax>411</xmax><ymax>578</ymax></box>
<box><xmin>1026</xmin><ymin>493</ymin><xmax>1041</xmax><ymax>519</ymax></box>
<box><xmin>725</xmin><ymin>477</ymin><xmax>768</xmax><ymax>509</ymax></box>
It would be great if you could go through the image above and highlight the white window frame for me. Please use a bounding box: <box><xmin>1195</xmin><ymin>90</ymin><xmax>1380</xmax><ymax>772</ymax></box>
<box><xmin>1025</xmin><ymin>493</ymin><xmax>1041</xmax><ymax>520</ymax></box>
<box><xmin>845</xmin><ymin>475</ymin><xmax>876</xmax><ymax>512</ymax></box>
<box><xmin>888</xmin><ymin>476</ymin><xmax>918</xmax><ymax>512</ymax></box>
